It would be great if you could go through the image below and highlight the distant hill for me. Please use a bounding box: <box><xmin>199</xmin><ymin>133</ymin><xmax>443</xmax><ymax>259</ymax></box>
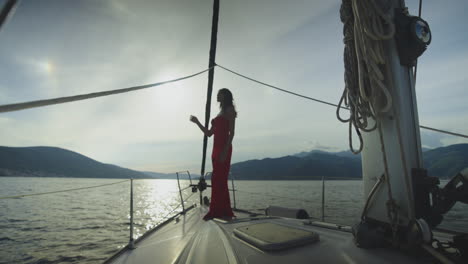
<box><xmin>423</xmin><ymin>144</ymin><xmax>468</xmax><ymax>179</ymax></box>
<box><xmin>231</xmin><ymin>152</ymin><xmax>361</xmax><ymax>180</ymax></box>
<box><xmin>231</xmin><ymin>144</ymin><xmax>468</xmax><ymax>180</ymax></box>
<box><xmin>142</xmin><ymin>171</ymin><xmax>201</xmax><ymax>180</ymax></box>
<box><xmin>0</xmin><ymin>146</ymin><xmax>148</xmax><ymax>179</ymax></box>
<box><xmin>1</xmin><ymin>144</ymin><xmax>466</xmax><ymax>180</ymax></box>
<box><xmin>294</xmin><ymin>147</ymin><xmax>431</xmax><ymax>160</ymax></box>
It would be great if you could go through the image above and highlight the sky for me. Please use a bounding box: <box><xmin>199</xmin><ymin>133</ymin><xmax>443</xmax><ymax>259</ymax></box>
<box><xmin>0</xmin><ymin>0</ymin><xmax>467</xmax><ymax>174</ymax></box>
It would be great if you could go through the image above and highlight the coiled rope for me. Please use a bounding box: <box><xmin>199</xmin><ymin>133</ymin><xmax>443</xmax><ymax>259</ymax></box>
<box><xmin>339</xmin><ymin>0</ymin><xmax>402</xmax><ymax>242</ymax></box>
<box><xmin>0</xmin><ymin>179</ymin><xmax>129</xmax><ymax>199</ymax></box>
<box><xmin>339</xmin><ymin>0</ymin><xmax>419</xmax><ymax>241</ymax></box>
<box><xmin>338</xmin><ymin>0</ymin><xmax>396</xmax><ymax>154</ymax></box>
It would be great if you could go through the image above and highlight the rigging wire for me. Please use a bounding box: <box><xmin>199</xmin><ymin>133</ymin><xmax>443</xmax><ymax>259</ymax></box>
<box><xmin>419</xmin><ymin>125</ymin><xmax>468</xmax><ymax>139</ymax></box>
<box><xmin>216</xmin><ymin>63</ymin><xmax>468</xmax><ymax>139</ymax></box>
<box><xmin>0</xmin><ymin>64</ymin><xmax>465</xmax><ymax>139</ymax></box>
<box><xmin>0</xmin><ymin>0</ymin><xmax>17</xmax><ymax>31</ymax></box>
<box><xmin>216</xmin><ymin>63</ymin><xmax>345</xmax><ymax>109</ymax></box>
<box><xmin>0</xmin><ymin>67</ymin><xmax>214</xmax><ymax>114</ymax></box>
<box><xmin>0</xmin><ymin>179</ymin><xmax>129</xmax><ymax>199</ymax></box>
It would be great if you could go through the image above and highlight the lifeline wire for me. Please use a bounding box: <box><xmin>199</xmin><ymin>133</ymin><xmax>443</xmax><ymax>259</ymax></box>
<box><xmin>235</xmin><ymin>189</ymin><xmax>315</xmax><ymax>204</ymax></box>
<box><xmin>0</xmin><ymin>179</ymin><xmax>129</xmax><ymax>199</ymax></box>
<box><xmin>150</xmin><ymin>192</ymin><xmax>196</xmax><ymax>229</ymax></box>
<box><xmin>0</xmin><ymin>67</ymin><xmax>213</xmax><ymax>113</ymax></box>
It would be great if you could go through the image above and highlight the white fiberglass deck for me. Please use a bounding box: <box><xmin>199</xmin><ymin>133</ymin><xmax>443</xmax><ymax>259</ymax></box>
<box><xmin>105</xmin><ymin>205</ymin><xmax>435</xmax><ymax>264</ymax></box>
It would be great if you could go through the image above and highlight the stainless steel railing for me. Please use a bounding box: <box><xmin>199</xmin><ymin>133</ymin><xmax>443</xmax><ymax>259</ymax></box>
<box><xmin>128</xmin><ymin>179</ymin><xmax>135</xmax><ymax>249</ymax></box>
<box><xmin>224</xmin><ymin>172</ymin><xmax>327</xmax><ymax>221</ymax></box>
<box><xmin>322</xmin><ymin>175</ymin><xmax>325</xmax><ymax>222</ymax></box>
<box><xmin>127</xmin><ymin>173</ymin><xmax>196</xmax><ymax>249</ymax></box>
<box><xmin>184</xmin><ymin>171</ymin><xmax>238</xmax><ymax>209</ymax></box>
<box><xmin>170</xmin><ymin>169</ymin><xmax>330</xmax><ymax>225</ymax></box>
<box><xmin>230</xmin><ymin>172</ymin><xmax>237</xmax><ymax>209</ymax></box>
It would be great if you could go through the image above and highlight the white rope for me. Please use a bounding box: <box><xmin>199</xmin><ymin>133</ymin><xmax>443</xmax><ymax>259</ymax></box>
<box><xmin>353</xmin><ymin>0</ymin><xmax>394</xmax><ymax>113</ymax></box>
<box><xmin>338</xmin><ymin>0</ymin><xmax>395</xmax><ymax>154</ymax></box>
<box><xmin>0</xmin><ymin>67</ymin><xmax>213</xmax><ymax>113</ymax></box>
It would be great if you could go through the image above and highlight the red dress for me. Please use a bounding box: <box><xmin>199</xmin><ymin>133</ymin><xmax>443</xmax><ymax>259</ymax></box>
<box><xmin>204</xmin><ymin>115</ymin><xmax>235</xmax><ymax>220</ymax></box>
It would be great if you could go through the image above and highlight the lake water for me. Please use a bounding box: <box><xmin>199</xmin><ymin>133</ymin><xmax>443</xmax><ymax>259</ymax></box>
<box><xmin>0</xmin><ymin>177</ymin><xmax>466</xmax><ymax>264</ymax></box>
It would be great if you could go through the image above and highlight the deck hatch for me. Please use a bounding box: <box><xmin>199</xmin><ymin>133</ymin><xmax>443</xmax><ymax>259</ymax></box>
<box><xmin>233</xmin><ymin>222</ymin><xmax>319</xmax><ymax>251</ymax></box>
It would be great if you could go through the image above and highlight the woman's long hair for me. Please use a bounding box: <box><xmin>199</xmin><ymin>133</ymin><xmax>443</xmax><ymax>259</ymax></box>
<box><xmin>219</xmin><ymin>88</ymin><xmax>237</xmax><ymax>117</ymax></box>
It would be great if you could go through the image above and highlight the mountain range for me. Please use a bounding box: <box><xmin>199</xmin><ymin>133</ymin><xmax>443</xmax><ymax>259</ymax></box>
<box><xmin>0</xmin><ymin>144</ymin><xmax>467</xmax><ymax>180</ymax></box>
<box><xmin>230</xmin><ymin>144</ymin><xmax>468</xmax><ymax>180</ymax></box>
<box><xmin>0</xmin><ymin>146</ymin><xmax>147</xmax><ymax>179</ymax></box>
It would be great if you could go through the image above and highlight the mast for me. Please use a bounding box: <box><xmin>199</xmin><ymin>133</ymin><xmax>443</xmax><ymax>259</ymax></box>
<box><xmin>360</xmin><ymin>0</ymin><xmax>421</xmax><ymax>226</ymax></box>
<box><xmin>341</xmin><ymin>0</ymin><xmax>433</xmax><ymax>246</ymax></box>
<box><xmin>200</xmin><ymin>0</ymin><xmax>220</xmax><ymax>177</ymax></box>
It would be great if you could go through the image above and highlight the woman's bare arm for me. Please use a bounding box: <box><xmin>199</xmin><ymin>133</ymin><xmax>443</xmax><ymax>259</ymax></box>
<box><xmin>190</xmin><ymin>115</ymin><xmax>213</xmax><ymax>137</ymax></box>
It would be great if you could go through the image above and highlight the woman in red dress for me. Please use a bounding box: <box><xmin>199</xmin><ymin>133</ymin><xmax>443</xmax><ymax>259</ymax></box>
<box><xmin>190</xmin><ymin>88</ymin><xmax>236</xmax><ymax>220</ymax></box>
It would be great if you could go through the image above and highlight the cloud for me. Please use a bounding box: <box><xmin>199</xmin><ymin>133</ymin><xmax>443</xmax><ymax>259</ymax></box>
<box><xmin>0</xmin><ymin>0</ymin><xmax>467</xmax><ymax>174</ymax></box>
<box><xmin>420</xmin><ymin>131</ymin><xmax>445</xmax><ymax>149</ymax></box>
<box><xmin>308</xmin><ymin>140</ymin><xmax>339</xmax><ymax>152</ymax></box>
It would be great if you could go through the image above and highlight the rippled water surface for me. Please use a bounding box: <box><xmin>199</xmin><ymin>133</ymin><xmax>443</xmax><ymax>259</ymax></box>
<box><xmin>0</xmin><ymin>177</ymin><xmax>466</xmax><ymax>264</ymax></box>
